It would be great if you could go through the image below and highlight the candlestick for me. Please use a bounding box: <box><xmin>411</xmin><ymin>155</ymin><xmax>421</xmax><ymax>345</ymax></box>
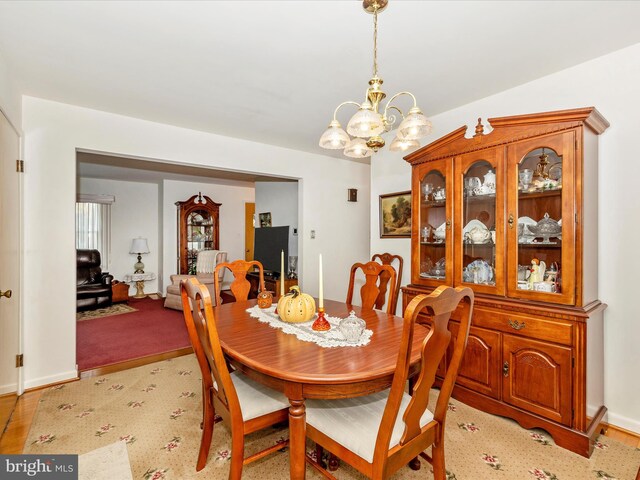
<box><xmin>312</xmin><ymin>307</ymin><xmax>331</xmax><ymax>331</ymax></box>
<box><xmin>280</xmin><ymin>250</ymin><xmax>285</xmax><ymax>297</ymax></box>
<box><xmin>318</xmin><ymin>254</ymin><xmax>323</xmax><ymax>308</ymax></box>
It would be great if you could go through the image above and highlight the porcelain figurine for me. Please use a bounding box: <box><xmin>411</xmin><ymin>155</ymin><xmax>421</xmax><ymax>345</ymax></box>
<box><xmin>528</xmin><ymin>258</ymin><xmax>546</xmax><ymax>287</ymax></box>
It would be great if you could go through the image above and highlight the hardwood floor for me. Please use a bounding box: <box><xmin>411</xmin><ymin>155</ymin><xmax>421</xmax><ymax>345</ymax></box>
<box><xmin>0</xmin><ymin>389</ymin><xmax>43</xmax><ymax>454</ymax></box>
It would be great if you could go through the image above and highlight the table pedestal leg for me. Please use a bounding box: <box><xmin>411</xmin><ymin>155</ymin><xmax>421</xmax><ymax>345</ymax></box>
<box><xmin>288</xmin><ymin>398</ymin><xmax>306</xmax><ymax>480</ymax></box>
<box><xmin>133</xmin><ymin>280</ymin><xmax>146</xmax><ymax>298</ymax></box>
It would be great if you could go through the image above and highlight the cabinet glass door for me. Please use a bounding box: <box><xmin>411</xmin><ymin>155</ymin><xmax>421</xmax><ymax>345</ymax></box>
<box><xmin>507</xmin><ymin>132</ymin><xmax>575</xmax><ymax>305</ymax></box>
<box><xmin>412</xmin><ymin>159</ymin><xmax>453</xmax><ymax>286</ymax></box>
<box><xmin>186</xmin><ymin>209</ymin><xmax>215</xmax><ymax>274</ymax></box>
<box><xmin>455</xmin><ymin>150</ymin><xmax>504</xmax><ymax>295</ymax></box>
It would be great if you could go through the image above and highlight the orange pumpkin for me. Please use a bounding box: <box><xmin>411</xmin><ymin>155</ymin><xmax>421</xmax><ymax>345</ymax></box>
<box><xmin>277</xmin><ymin>286</ymin><xmax>316</xmax><ymax>323</ymax></box>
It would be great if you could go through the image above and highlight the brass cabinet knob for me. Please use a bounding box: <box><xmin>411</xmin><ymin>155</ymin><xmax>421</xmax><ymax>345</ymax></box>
<box><xmin>508</xmin><ymin>214</ymin><xmax>515</xmax><ymax>229</ymax></box>
<box><xmin>503</xmin><ymin>361</ymin><xmax>510</xmax><ymax>377</ymax></box>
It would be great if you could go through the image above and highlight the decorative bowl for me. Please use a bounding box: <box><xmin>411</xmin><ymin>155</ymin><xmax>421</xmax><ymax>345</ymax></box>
<box><xmin>527</xmin><ymin>213</ymin><xmax>561</xmax><ymax>243</ymax></box>
<box><xmin>339</xmin><ymin>311</ymin><xmax>366</xmax><ymax>343</ymax></box>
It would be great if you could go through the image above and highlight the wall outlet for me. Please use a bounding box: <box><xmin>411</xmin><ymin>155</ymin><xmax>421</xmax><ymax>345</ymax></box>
<box><xmin>310</xmin><ymin>230</ymin><xmax>316</xmax><ymax>239</ymax></box>
<box><xmin>293</xmin><ymin>228</ymin><xmax>298</xmax><ymax>236</ymax></box>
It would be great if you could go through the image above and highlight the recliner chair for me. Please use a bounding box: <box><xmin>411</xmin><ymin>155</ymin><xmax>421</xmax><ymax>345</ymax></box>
<box><xmin>76</xmin><ymin>249</ymin><xmax>113</xmax><ymax>311</ymax></box>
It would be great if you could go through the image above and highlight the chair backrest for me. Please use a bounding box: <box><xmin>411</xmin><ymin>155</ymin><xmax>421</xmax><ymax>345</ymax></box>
<box><xmin>371</xmin><ymin>253</ymin><xmax>404</xmax><ymax>314</ymax></box>
<box><xmin>76</xmin><ymin>249</ymin><xmax>103</xmax><ymax>286</ymax></box>
<box><xmin>346</xmin><ymin>261</ymin><xmax>397</xmax><ymax>314</ymax></box>
<box><xmin>374</xmin><ymin>285</ymin><xmax>474</xmax><ymax>460</ymax></box>
<box><xmin>214</xmin><ymin>259</ymin><xmax>266</xmax><ymax>304</ymax></box>
<box><xmin>180</xmin><ymin>278</ymin><xmax>242</xmax><ymax>424</ymax></box>
<box><xmin>196</xmin><ymin>250</ymin><xmax>227</xmax><ymax>281</ymax></box>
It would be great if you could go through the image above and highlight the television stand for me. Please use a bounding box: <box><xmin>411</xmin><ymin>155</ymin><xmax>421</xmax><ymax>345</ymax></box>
<box><xmin>246</xmin><ymin>271</ymin><xmax>298</xmax><ymax>300</ymax></box>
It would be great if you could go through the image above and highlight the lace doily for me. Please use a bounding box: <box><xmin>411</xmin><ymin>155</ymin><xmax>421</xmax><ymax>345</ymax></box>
<box><xmin>245</xmin><ymin>305</ymin><xmax>372</xmax><ymax>348</ymax></box>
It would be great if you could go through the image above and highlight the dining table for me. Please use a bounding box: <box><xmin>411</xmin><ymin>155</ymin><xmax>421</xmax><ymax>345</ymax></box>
<box><xmin>212</xmin><ymin>297</ymin><xmax>429</xmax><ymax>480</ymax></box>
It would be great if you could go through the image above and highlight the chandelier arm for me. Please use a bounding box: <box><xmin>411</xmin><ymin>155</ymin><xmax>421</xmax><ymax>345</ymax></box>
<box><xmin>383</xmin><ymin>105</ymin><xmax>403</xmax><ymax>129</ymax></box>
<box><xmin>382</xmin><ymin>91</ymin><xmax>418</xmax><ymax>120</ymax></box>
<box><xmin>332</xmin><ymin>101</ymin><xmax>363</xmax><ymax>122</ymax></box>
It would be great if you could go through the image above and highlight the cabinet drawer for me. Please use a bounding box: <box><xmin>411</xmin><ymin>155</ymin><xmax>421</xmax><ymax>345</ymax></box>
<box><xmin>470</xmin><ymin>309</ymin><xmax>573</xmax><ymax>346</ymax></box>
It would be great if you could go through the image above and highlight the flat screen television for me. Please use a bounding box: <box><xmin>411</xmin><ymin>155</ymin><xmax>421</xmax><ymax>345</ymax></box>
<box><xmin>254</xmin><ymin>226</ymin><xmax>289</xmax><ymax>278</ymax></box>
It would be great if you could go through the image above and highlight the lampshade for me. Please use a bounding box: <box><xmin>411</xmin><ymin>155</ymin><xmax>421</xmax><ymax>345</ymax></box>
<box><xmin>319</xmin><ymin>120</ymin><xmax>350</xmax><ymax>149</ymax></box>
<box><xmin>344</xmin><ymin>138</ymin><xmax>374</xmax><ymax>158</ymax></box>
<box><xmin>130</xmin><ymin>237</ymin><xmax>150</xmax><ymax>254</ymax></box>
<box><xmin>397</xmin><ymin>107</ymin><xmax>432</xmax><ymax>140</ymax></box>
<box><xmin>346</xmin><ymin>102</ymin><xmax>385</xmax><ymax>138</ymax></box>
<box><xmin>389</xmin><ymin>136</ymin><xmax>420</xmax><ymax>152</ymax></box>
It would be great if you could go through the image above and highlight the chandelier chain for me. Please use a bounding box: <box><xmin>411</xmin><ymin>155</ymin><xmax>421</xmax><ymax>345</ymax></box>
<box><xmin>373</xmin><ymin>4</ymin><xmax>378</xmax><ymax>77</ymax></box>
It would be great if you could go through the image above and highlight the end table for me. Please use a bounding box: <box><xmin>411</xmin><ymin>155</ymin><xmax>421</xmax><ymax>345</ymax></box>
<box><xmin>123</xmin><ymin>272</ymin><xmax>156</xmax><ymax>299</ymax></box>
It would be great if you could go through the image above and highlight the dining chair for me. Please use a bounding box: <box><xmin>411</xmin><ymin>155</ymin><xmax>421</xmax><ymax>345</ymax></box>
<box><xmin>371</xmin><ymin>252</ymin><xmax>404</xmax><ymax>315</ymax></box>
<box><xmin>180</xmin><ymin>277</ymin><xmax>289</xmax><ymax>477</ymax></box>
<box><xmin>214</xmin><ymin>259</ymin><xmax>266</xmax><ymax>305</ymax></box>
<box><xmin>305</xmin><ymin>285</ymin><xmax>474</xmax><ymax>480</ymax></box>
<box><xmin>346</xmin><ymin>261</ymin><xmax>397</xmax><ymax>314</ymax></box>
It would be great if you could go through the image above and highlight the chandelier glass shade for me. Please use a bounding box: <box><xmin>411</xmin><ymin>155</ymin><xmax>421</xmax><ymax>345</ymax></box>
<box><xmin>319</xmin><ymin>0</ymin><xmax>431</xmax><ymax>158</ymax></box>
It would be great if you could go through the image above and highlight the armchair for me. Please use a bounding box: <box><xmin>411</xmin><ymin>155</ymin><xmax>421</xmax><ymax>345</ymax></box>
<box><xmin>76</xmin><ymin>249</ymin><xmax>113</xmax><ymax>311</ymax></box>
<box><xmin>164</xmin><ymin>250</ymin><xmax>227</xmax><ymax>310</ymax></box>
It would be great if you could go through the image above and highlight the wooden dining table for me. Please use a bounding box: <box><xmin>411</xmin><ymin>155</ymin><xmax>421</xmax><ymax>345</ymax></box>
<box><xmin>212</xmin><ymin>298</ymin><xmax>428</xmax><ymax>480</ymax></box>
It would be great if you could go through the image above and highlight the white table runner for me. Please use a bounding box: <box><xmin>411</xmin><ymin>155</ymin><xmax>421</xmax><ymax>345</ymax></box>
<box><xmin>245</xmin><ymin>305</ymin><xmax>372</xmax><ymax>348</ymax></box>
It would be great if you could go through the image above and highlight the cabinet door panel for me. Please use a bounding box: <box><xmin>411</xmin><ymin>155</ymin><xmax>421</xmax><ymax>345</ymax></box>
<box><xmin>454</xmin><ymin>149</ymin><xmax>505</xmax><ymax>296</ymax></box>
<box><xmin>450</xmin><ymin>323</ymin><xmax>501</xmax><ymax>399</ymax></box>
<box><xmin>503</xmin><ymin>334</ymin><xmax>572</xmax><ymax>425</ymax></box>
<box><xmin>506</xmin><ymin>132</ymin><xmax>576</xmax><ymax>305</ymax></box>
<box><xmin>412</xmin><ymin>159</ymin><xmax>454</xmax><ymax>286</ymax></box>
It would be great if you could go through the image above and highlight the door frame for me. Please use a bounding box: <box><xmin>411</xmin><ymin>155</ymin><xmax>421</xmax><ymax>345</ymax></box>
<box><xmin>0</xmin><ymin>106</ymin><xmax>24</xmax><ymax>436</ymax></box>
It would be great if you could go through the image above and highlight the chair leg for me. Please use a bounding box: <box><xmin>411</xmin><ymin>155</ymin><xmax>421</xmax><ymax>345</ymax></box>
<box><xmin>229</xmin><ymin>433</ymin><xmax>245</xmax><ymax>480</ymax></box>
<box><xmin>432</xmin><ymin>441</ymin><xmax>446</xmax><ymax>480</ymax></box>
<box><xmin>408</xmin><ymin>456</ymin><xmax>421</xmax><ymax>470</ymax></box>
<box><xmin>315</xmin><ymin>443</ymin><xmax>326</xmax><ymax>468</ymax></box>
<box><xmin>197</xmin><ymin>390</ymin><xmax>215</xmax><ymax>471</ymax></box>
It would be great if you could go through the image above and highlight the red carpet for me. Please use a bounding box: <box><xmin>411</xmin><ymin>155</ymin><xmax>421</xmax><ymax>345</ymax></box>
<box><xmin>76</xmin><ymin>297</ymin><xmax>190</xmax><ymax>371</ymax></box>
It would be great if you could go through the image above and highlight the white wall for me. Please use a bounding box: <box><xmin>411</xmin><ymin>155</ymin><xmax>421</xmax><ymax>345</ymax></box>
<box><xmin>21</xmin><ymin>97</ymin><xmax>370</xmax><ymax>388</ymax></box>
<box><xmin>371</xmin><ymin>43</ymin><xmax>640</xmax><ymax>433</ymax></box>
<box><xmin>161</xmin><ymin>179</ymin><xmax>255</xmax><ymax>291</ymax></box>
<box><xmin>255</xmin><ymin>181</ymin><xmax>299</xmax><ymax>256</ymax></box>
<box><xmin>79</xmin><ymin>177</ymin><xmax>159</xmax><ymax>296</ymax></box>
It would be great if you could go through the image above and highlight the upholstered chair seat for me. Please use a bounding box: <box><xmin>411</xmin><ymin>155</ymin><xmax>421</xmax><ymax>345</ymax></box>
<box><xmin>306</xmin><ymin>390</ymin><xmax>434</xmax><ymax>463</ymax></box>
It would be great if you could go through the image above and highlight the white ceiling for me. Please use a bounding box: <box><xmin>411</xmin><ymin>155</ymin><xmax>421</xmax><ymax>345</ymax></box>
<box><xmin>1</xmin><ymin>1</ymin><xmax>640</xmax><ymax>163</ymax></box>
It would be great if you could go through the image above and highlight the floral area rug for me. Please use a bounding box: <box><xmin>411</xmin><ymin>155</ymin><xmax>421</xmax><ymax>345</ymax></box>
<box><xmin>24</xmin><ymin>355</ymin><xmax>640</xmax><ymax>479</ymax></box>
<box><xmin>76</xmin><ymin>303</ymin><xmax>137</xmax><ymax>321</ymax></box>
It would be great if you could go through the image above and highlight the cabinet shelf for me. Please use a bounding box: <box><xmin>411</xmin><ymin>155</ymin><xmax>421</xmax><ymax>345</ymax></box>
<box><xmin>518</xmin><ymin>241</ymin><xmax>561</xmax><ymax>249</ymax></box>
<box><xmin>518</xmin><ymin>188</ymin><xmax>562</xmax><ymax>200</ymax></box>
<box><xmin>421</xmin><ymin>200</ymin><xmax>446</xmax><ymax>208</ymax></box>
<box><xmin>463</xmin><ymin>193</ymin><xmax>496</xmax><ymax>203</ymax></box>
<box><xmin>420</xmin><ymin>241</ymin><xmax>446</xmax><ymax>246</ymax></box>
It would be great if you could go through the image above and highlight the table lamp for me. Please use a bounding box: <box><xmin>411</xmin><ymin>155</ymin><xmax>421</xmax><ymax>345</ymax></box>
<box><xmin>130</xmin><ymin>237</ymin><xmax>150</xmax><ymax>273</ymax></box>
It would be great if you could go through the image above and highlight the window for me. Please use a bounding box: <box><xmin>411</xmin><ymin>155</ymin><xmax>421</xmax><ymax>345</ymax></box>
<box><xmin>75</xmin><ymin>194</ymin><xmax>115</xmax><ymax>269</ymax></box>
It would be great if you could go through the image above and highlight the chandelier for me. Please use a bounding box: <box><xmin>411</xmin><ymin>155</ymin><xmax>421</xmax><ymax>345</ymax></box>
<box><xmin>319</xmin><ymin>0</ymin><xmax>432</xmax><ymax>158</ymax></box>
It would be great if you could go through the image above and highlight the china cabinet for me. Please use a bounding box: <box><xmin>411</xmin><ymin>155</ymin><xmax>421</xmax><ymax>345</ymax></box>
<box><xmin>402</xmin><ymin>107</ymin><xmax>609</xmax><ymax>457</ymax></box>
<box><xmin>176</xmin><ymin>193</ymin><xmax>221</xmax><ymax>274</ymax></box>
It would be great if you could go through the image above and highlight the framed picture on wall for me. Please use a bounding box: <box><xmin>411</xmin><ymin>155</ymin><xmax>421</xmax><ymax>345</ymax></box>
<box><xmin>379</xmin><ymin>191</ymin><xmax>411</xmax><ymax>238</ymax></box>
<box><xmin>258</xmin><ymin>212</ymin><xmax>272</xmax><ymax>227</ymax></box>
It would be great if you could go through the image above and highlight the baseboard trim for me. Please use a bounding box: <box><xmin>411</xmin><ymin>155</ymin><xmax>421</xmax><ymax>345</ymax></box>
<box><xmin>24</xmin><ymin>374</ymin><xmax>79</xmax><ymax>393</ymax></box>
<box><xmin>79</xmin><ymin>347</ymin><xmax>193</xmax><ymax>379</ymax></box>
<box><xmin>23</xmin><ymin>371</ymin><xmax>79</xmax><ymax>391</ymax></box>
<box><xmin>602</xmin><ymin>421</ymin><xmax>640</xmax><ymax>442</ymax></box>
<box><xmin>605</xmin><ymin>412</ymin><xmax>640</xmax><ymax>437</ymax></box>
